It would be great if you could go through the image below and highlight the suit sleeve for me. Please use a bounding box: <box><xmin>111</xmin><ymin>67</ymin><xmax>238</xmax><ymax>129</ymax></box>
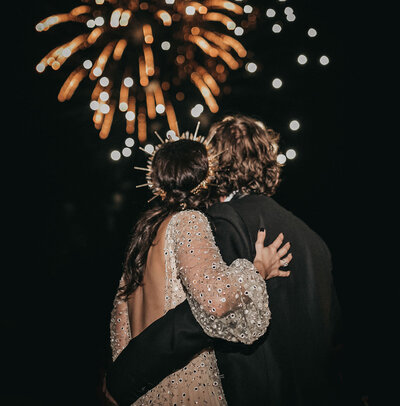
<box><xmin>106</xmin><ymin>300</ymin><xmax>212</xmax><ymax>406</ymax></box>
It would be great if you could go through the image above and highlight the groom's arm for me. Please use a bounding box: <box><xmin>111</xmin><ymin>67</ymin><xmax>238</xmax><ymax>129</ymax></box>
<box><xmin>106</xmin><ymin>207</ymin><xmax>249</xmax><ymax>405</ymax></box>
<box><xmin>106</xmin><ymin>300</ymin><xmax>212</xmax><ymax>406</ymax></box>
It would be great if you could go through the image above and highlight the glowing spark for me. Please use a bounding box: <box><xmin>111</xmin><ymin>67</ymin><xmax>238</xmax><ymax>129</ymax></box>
<box><xmin>36</xmin><ymin>0</ymin><xmax>257</xmax><ymax>144</ymax></box>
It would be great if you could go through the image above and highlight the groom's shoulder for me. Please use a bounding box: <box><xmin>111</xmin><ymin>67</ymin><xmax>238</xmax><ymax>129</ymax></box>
<box><xmin>208</xmin><ymin>194</ymin><xmax>278</xmax><ymax>214</ymax></box>
<box><xmin>207</xmin><ymin>194</ymin><xmax>277</xmax><ymax>221</ymax></box>
<box><xmin>206</xmin><ymin>200</ymin><xmax>242</xmax><ymax>223</ymax></box>
<box><xmin>208</xmin><ymin>194</ymin><xmax>303</xmax><ymax>233</ymax></box>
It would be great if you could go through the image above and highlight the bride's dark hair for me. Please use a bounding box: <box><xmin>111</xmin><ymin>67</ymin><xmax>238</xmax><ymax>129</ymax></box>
<box><xmin>119</xmin><ymin>139</ymin><xmax>212</xmax><ymax>299</ymax></box>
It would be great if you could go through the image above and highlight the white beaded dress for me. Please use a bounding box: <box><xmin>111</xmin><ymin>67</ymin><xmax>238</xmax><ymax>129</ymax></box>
<box><xmin>110</xmin><ymin>210</ymin><xmax>271</xmax><ymax>405</ymax></box>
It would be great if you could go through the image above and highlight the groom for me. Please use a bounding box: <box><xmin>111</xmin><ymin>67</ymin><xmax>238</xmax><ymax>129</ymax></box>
<box><xmin>105</xmin><ymin>115</ymin><xmax>343</xmax><ymax>405</ymax></box>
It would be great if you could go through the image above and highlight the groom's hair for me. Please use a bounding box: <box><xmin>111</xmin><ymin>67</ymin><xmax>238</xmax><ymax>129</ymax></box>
<box><xmin>207</xmin><ymin>114</ymin><xmax>282</xmax><ymax>198</ymax></box>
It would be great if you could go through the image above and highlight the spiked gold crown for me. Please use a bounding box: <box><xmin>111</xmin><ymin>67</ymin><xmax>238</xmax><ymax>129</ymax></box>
<box><xmin>134</xmin><ymin>122</ymin><xmax>219</xmax><ymax>203</ymax></box>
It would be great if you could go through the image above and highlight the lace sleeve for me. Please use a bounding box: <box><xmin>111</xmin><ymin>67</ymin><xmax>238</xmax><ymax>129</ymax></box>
<box><xmin>110</xmin><ymin>277</ymin><xmax>131</xmax><ymax>361</ymax></box>
<box><xmin>172</xmin><ymin>210</ymin><xmax>271</xmax><ymax>344</ymax></box>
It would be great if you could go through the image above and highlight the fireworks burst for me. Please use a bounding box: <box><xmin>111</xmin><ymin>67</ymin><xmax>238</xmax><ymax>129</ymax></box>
<box><xmin>35</xmin><ymin>0</ymin><xmax>258</xmax><ymax>143</ymax></box>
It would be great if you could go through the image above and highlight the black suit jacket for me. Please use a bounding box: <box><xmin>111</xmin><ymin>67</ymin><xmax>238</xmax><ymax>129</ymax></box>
<box><xmin>107</xmin><ymin>195</ymin><xmax>342</xmax><ymax>405</ymax></box>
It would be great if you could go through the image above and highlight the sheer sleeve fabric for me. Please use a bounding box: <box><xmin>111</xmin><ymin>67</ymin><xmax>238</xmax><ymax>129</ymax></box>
<box><xmin>110</xmin><ymin>277</ymin><xmax>131</xmax><ymax>361</ymax></box>
<box><xmin>172</xmin><ymin>210</ymin><xmax>271</xmax><ymax>344</ymax></box>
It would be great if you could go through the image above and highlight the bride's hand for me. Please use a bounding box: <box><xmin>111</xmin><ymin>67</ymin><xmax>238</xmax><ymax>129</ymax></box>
<box><xmin>253</xmin><ymin>228</ymin><xmax>292</xmax><ymax>280</ymax></box>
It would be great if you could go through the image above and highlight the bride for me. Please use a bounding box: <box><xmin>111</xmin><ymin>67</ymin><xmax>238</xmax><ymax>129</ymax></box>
<box><xmin>110</xmin><ymin>134</ymin><xmax>292</xmax><ymax>405</ymax></box>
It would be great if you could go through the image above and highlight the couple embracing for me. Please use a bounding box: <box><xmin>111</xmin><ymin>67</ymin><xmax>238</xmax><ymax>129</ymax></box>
<box><xmin>105</xmin><ymin>114</ymin><xmax>343</xmax><ymax>406</ymax></box>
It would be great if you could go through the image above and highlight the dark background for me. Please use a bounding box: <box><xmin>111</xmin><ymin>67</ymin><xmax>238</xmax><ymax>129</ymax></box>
<box><xmin>5</xmin><ymin>0</ymin><xmax>384</xmax><ymax>404</ymax></box>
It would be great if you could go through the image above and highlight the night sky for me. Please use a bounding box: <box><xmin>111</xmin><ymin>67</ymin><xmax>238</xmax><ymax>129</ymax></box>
<box><xmin>6</xmin><ymin>1</ymin><xmax>382</xmax><ymax>404</ymax></box>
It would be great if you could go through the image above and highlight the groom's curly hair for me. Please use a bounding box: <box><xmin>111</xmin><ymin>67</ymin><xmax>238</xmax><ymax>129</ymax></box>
<box><xmin>207</xmin><ymin>114</ymin><xmax>283</xmax><ymax>198</ymax></box>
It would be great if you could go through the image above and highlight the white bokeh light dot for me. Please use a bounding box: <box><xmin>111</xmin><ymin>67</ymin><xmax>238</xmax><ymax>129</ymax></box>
<box><xmin>89</xmin><ymin>100</ymin><xmax>99</xmax><ymax>110</ymax></box>
<box><xmin>185</xmin><ymin>6</ymin><xmax>196</xmax><ymax>15</ymax></box>
<box><xmin>319</xmin><ymin>55</ymin><xmax>330</xmax><ymax>65</ymax></box>
<box><xmin>308</xmin><ymin>28</ymin><xmax>317</xmax><ymax>37</ymax></box>
<box><xmin>111</xmin><ymin>150</ymin><xmax>121</xmax><ymax>161</ymax></box>
<box><xmin>289</xmin><ymin>120</ymin><xmax>300</xmax><ymax>131</ymax></box>
<box><xmin>125</xmin><ymin>111</ymin><xmax>135</xmax><ymax>121</ymax></box>
<box><xmin>226</xmin><ymin>21</ymin><xmax>236</xmax><ymax>30</ymax></box>
<box><xmin>161</xmin><ymin>41</ymin><xmax>171</xmax><ymax>50</ymax></box>
<box><xmin>100</xmin><ymin>104</ymin><xmax>110</xmax><ymax>114</ymax></box>
<box><xmin>144</xmin><ymin>144</ymin><xmax>155</xmax><ymax>154</ymax></box>
<box><xmin>191</xmin><ymin>104</ymin><xmax>204</xmax><ymax>117</ymax></box>
<box><xmin>277</xmin><ymin>154</ymin><xmax>287</xmax><ymax>164</ymax></box>
<box><xmin>119</xmin><ymin>102</ymin><xmax>128</xmax><ymax>112</ymax></box>
<box><xmin>99</xmin><ymin>91</ymin><xmax>109</xmax><ymax>101</ymax></box>
<box><xmin>125</xmin><ymin>137</ymin><xmax>135</xmax><ymax>147</ymax></box>
<box><xmin>166</xmin><ymin>130</ymin><xmax>179</xmax><ymax>140</ymax></box>
<box><xmin>286</xmin><ymin>149</ymin><xmax>297</xmax><ymax>159</ymax></box>
<box><xmin>99</xmin><ymin>77</ymin><xmax>109</xmax><ymax>87</ymax></box>
<box><xmin>297</xmin><ymin>54</ymin><xmax>308</xmax><ymax>65</ymax></box>
<box><xmin>124</xmin><ymin>77</ymin><xmax>134</xmax><ymax>87</ymax></box>
<box><xmin>272</xmin><ymin>78</ymin><xmax>283</xmax><ymax>89</ymax></box>
<box><xmin>286</xmin><ymin>14</ymin><xmax>296</xmax><ymax>22</ymax></box>
<box><xmin>245</xmin><ymin>62</ymin><xmax>257</xmax><ymax>73</ymax></box>
<box><xmin>95</xmin><ymin>16</ymin><xmax>105</xmax><ymax>26</ymax></box>
<box><xmin>93</xmin><ymin>67</ymin><xmax>102</xmax><ymax>77</ymax></box>
<box><xmin>272</xmin><ymin>24</ymin><xmax>282</xmax><ymax>33</ymax></box>
<box><xmin>156</xmin><ymin>104</ymin><xmax>166</xmax><ymax>114</ymax></box>
<box><xmin>122</xmin><ymin>147</ymin><xmax>132</xmax><ymax>157</ymax></box>
<box><xmin>83</xmin><ymin>59</ymin><xmax>92</xmax><ymax>69</ymax></box>
<box><xmin>266</xmin><ymin>9</ymin><xmax>276</xmax><ymax>18</ymax></box>
<box><xmin>243</xmin><ymin>5</ymin><xmax>253</xmax><ymax>13</ymax></box>
<box><xmin>234</xmin><ymin>26</ymin><xmax>244</xmax><ymax>36</ymax></box>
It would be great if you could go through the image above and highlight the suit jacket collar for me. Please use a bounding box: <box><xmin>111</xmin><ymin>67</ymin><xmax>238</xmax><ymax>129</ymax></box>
<box><xmin>226</xmin><ymin>191</ymin><xmax>248</xmax><ymax>201</ymax></box>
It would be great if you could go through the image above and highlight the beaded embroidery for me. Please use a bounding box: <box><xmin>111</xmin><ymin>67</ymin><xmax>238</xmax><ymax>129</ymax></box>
<box><xmin>110</xmin><ymin>210</ymin><xmax>271</xmax><ymax>405</ymax></box>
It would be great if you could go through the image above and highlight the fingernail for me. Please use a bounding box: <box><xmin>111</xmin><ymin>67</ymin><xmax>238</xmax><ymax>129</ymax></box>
<box><xmin>259</xmin><ymin>227</ymin><xmax>265</xmax><ymax>232</ymax></box>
